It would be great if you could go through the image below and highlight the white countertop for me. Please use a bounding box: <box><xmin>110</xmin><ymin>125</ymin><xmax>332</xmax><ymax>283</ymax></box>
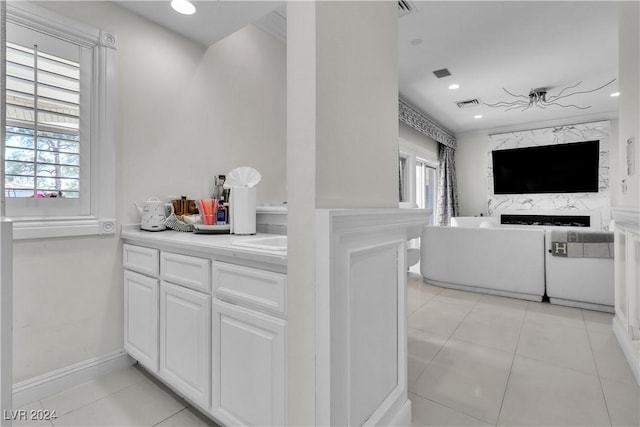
<box><xmin>121</xmin><ymin>225</ymin><xmax>287</xmax><ymax>266</ymax></box>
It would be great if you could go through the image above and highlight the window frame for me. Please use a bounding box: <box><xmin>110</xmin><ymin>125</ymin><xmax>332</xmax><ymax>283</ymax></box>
<box><xmin>415</xmin><ymin>157</ymin><xmax>438</xmax><ymax>224</ymax></box>
<box><xmin>5</xmin><ymin>2</ymin><xmax>117</xmax><ymax>239</ymax></box>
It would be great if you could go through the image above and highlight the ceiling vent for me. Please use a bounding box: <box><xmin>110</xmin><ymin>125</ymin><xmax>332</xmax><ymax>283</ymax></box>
<box><xmin>456</xmin><ymin>99</ymin><xmax>480</xmax><ymax>109</ymax></box>
<box><xmin>398</xmin><ymin>0</ymin><xmax>415</xmax><ymax>17</ymax></box>
<box><xmin>433</xmin><ymin>68</ymin><xmax>451</xmax><ymax>79</ymax></box>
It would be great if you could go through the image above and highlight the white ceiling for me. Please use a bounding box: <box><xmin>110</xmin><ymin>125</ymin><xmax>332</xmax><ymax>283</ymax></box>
<box><xmin>399</xmin><ymin>1</ymin><xmax>619</xmax><ymax>135</ymax></box>
<box><xmin>115</xmin><ymin>1</ymin><xmax>284</xmax><ymax>47</ymax></box>
<box><xmin>114</xmin><ymin>1</ymin><xmax>620</xmax><ymax>136</ymax></box>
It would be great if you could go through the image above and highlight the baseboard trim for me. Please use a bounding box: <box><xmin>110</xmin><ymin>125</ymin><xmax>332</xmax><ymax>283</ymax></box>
<box><xmin>423</xmin><ymin>278</ymin><xmax>544</xmax><ymax>302</ymax></box>
<box><xmin>387</xmin><ymin>398</ymin><xmax>412</xmax><ymax>427</ymax></box>
<box><xmin>549</xmin><ymin>297</ymin><xmax>614</xmax><ymax>313</ymax></box>
<box><xmin>13</xmin><ymin>349</ymin><xmax>134</xmax><ymax>408</ymax></box>
<box><xmin>612</xmin><ymin>316</ymin><xmax>640</xmax><ymax>386</ymax></box>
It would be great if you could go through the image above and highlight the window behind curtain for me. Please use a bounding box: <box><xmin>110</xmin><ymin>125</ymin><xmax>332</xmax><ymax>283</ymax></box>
<box><xmin>416</xmin><ymin>159</ymin><xmax>436</xmax><ymax>224</ymax></box>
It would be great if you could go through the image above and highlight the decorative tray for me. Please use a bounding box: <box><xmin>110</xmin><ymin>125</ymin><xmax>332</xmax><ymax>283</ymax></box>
<box><xmin>165</xmin><ymin>214</ymin><xmax>194</xmax><ymax>232</ymax></box>
<box><xmin>192</xmin><ymin>224</ymin><xmax>231</xmax><ymax>234</ymax></box>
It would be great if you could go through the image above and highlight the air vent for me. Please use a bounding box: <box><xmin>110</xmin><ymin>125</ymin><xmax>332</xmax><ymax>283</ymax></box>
<box><xmin>398</xmin><ymin>0</ymin><xmax>415</xmax><ymax>17</ymax></box>
<box><xmin>433</xmin><ymin>68</ymin><xmax>451</xmax><ymax>79</ymax></box>
<box><xmin>456</xmin><ymin>99</ymin><xmax>480</xmax><ymax>109</ymax></box>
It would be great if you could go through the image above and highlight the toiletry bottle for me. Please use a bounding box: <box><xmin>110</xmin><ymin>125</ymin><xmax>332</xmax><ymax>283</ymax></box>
<box><xmin>217</xmin><ymin>203</ymin><xmax>227</xmax><ymax>225</ymax></box>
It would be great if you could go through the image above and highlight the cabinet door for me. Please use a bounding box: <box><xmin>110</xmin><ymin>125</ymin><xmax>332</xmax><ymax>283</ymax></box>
<box><xmin>160</xmin><ymin>282</ymin><xmax>211</xmax><ymax>409</ymax></box>
<box><xmin>124</xmin><ymin>270</ymin><xmax>159</xmax><ymax>372</ymax></box>
<box><xmin>211</xmin><ymin>300</ymin><xmax>286</xmax><ymax>427</ymax></box>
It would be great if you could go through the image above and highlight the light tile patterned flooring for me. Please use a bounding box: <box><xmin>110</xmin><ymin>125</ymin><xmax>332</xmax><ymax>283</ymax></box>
<box><xmin>14</xmin><ymin>272</ymin><xmax>640</xmax><ymax>426</ymax></box>
<box><xmin>408</xmin><ymin>272</ymin><xmax>640</xmax><ymax>426</ymax></box>
<box><xmin>14</xmin><ymin>367</ymin><xmax>218</xmax><ymax>427</ymax></box>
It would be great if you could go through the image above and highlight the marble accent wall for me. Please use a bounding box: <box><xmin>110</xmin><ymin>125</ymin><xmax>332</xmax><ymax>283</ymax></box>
<box><xmin>488</xmin><ymin>121</ymin><xmax>611</xmax><ymax>230</ymax></box>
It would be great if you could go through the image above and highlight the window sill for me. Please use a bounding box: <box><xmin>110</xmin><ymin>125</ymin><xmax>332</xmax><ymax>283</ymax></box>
<box><xmin>10</xmin><ymin>217</ymin><xmax>117</xmax><ymax>240</ymax></box>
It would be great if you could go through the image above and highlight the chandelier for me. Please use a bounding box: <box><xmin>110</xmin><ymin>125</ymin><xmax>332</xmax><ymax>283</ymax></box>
<box><xmin>482</xmin><ymin>78</ymin><xmax>616</xmax><ymax>112</ymax></box>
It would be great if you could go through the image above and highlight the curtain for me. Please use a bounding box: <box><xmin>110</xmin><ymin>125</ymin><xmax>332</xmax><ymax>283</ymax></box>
<box><xmin>398</xmin><ymin>156</ymin><xmax>406</xmax><ymax>202</ymax></box>
<box><xmin>437</xmin><ymin>143</ymin><xmax>458</xmax><ymax>226</ymax></box>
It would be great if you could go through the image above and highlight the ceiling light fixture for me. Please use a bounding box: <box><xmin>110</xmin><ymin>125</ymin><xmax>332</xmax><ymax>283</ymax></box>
<box><xmin>474</xmin><ymin>114</ymin><xmax>483</xmax><ymax>119</ymax></box>
<box><xmin>482</xmin><ymin>78</ymin><xmax>616</xmax><ymax>112</ymax></box>
<box><xmin>610</xmin><ymin>92</ymin><xmax>620</xmax><ymax>97</ymax></box>
<box><xmin>448</xmin><ymin>84</ymin><xmax>460</xmax><ymax>90</ymax></box>
<box><xmin>171</xmin><ymin>0</ymin><xmax>196</xmax><ymax>15</ymax></box>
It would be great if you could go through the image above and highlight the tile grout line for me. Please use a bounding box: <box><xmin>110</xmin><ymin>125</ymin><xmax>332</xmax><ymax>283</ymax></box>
<box><xmin>407</xmin><ymin>284</ymin><xmax>469</xmax><ymax>398</ymax></box>
<box><xmin>517</xmin><ymin>304</ymin><xmax>608</xmax><ymax>377</ymax></box>
<box><xmin>409</xmin><ymin>288</ymin><xmax>503</xmax><ymax>425</ymax></box>
<box><xmin>150</xmin><ymin>406</ymin><xmax>190</xmax><ymax>427</ymax></box>
<box><xmin>47</xmin><ymin>367</ymin><xmax>149</xmax><ymax>422</ymax></box>
<box><xmin>582</xmin><ymin>308</ymin><xmax>615</xmax><ymax>427</ymax></box>
<box><xmin>409</xmin><ymin>391</ymin><xmax>496</xmax><ymax>426</ymax></box>
<box><xmin>494</xmin><ymin>300</ymin><xmax>533</xmax><ymax>427</ymax></box>
<box><xmin>406</xmin><ymin>281</ymin><xmax>449</xmax><ymax>393</ymax></box>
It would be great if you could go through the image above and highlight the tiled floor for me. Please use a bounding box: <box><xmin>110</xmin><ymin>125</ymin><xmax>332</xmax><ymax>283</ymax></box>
<box><xmin>14</xmin><ymin>366</ymin><xmax>218</xmax><ymax>427</ymax></box>
<box><xmin>14</xmin><ymin>271</ymin><xmax>640</xmax><ymax>426</ymax></box>
<box><xmin>408</xmin><ymin>272</ymin><xmax>640</xmax><ymax>427</ymax></box>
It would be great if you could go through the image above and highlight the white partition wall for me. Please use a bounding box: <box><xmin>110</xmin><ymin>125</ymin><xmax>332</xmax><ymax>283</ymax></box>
<box><xmin>316</xmin><ymin>209</ymin><xmax>430</xmax><ymax>426</ymax></box>
<box><xmin>286</xmin><ymin>2</ymin><xmax>399</xmax><ymax>425</ymax></box>
<box><xmin>612</xmin><ymin>207</ymin><xmax>640</xmax><ymax>385</ymax></box>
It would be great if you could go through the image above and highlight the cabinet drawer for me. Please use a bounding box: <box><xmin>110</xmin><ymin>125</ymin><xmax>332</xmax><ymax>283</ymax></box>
<box><xmin>213</xmin><ymin>261</ymin><xmax>286</xmax><ymax>316</ymax></box>
<box><xmin>123</xmin><ymin>244</ymin><xmax>159</xmax><ymax>277</ymax></box>
<box><xmin>161</xmin><ymin>252</ymin><xmax>211</xmax><ymax>292</ymax></box>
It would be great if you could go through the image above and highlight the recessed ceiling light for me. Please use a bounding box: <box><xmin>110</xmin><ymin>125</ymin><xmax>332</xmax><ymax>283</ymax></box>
<box><xmin>410</xmin><ymin>38</ymin><xmax>423</xmax><ymax>46</ymax></box>
<box><xmin>448</xmin><ymin>84</ymin><xmax>460</xmax><ymax>90</ymax></box>
<box><xmin>610</xmin><ymin>92</ymin><xmax>620</xmax><ymax>97</ymax></box>
<box><xmin>171</xmin><ymin>0</ymin><xmax>196</xmax><ymax>15</ymax></box>
<box><xmin>474</xmin><ymin>114</ymin><xmax>483</xmax><ymax>119</ymax></box>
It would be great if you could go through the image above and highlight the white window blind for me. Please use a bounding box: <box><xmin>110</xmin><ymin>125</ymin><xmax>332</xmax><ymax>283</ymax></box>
<box><xmin>6</xmin><ymin>41</ymin><xmax>81</xmax><ymax>199</ymax></box>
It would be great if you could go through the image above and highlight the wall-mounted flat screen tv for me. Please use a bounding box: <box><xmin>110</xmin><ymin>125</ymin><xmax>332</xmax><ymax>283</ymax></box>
<box><xmin>492</xmin><ymin>140</ymin><xmax>600</xmax><ymax>194</ymax></box>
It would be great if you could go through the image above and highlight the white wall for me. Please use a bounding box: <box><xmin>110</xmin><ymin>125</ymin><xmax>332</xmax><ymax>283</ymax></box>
<box><xmin>617</xmin><ymin>2</ymin><xmax>640</xmax><ymax>207</ymax></box>
<box><xmin>315</xmin><ymin>1</ymin><xmax>398</xmax><ymax>208</ymax></box>
<box><xmin>286</xmin><ymin>1</ymin><xmax>398</xmax><ymax>424</ymax></box>
<box><xmin>13</xmin><ymin>1</ymin><xmax>286</xmax><ymax>382</ymax></box>
<box><xmin>455</xmin><ymin>130</ymin><xmax>490</xmax><ymax>216</ymax></box>
<box><xmin>286</xmin><ymin>2</ymin><xmax>317</xmax><ymax>424</ymax></box>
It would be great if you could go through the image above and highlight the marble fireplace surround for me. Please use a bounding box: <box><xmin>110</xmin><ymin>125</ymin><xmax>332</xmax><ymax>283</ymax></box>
<box><xmin>488</xmin><ymin>121</ymin><xmax>611</xmax><ymax>230</ymax></box>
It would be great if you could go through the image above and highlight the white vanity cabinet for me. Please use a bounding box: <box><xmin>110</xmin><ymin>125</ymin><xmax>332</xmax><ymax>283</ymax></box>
<box><xmin>121</xmin><ymin>231</ymin><xmax>287</xmax><ymax>426</ymax></box>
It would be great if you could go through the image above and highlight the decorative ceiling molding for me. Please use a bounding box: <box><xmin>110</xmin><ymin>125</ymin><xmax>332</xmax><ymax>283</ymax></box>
<box><xmin>399</xmin><ymin>99</ymin><xmax>456</xmax><ymax>150</ymax></box>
